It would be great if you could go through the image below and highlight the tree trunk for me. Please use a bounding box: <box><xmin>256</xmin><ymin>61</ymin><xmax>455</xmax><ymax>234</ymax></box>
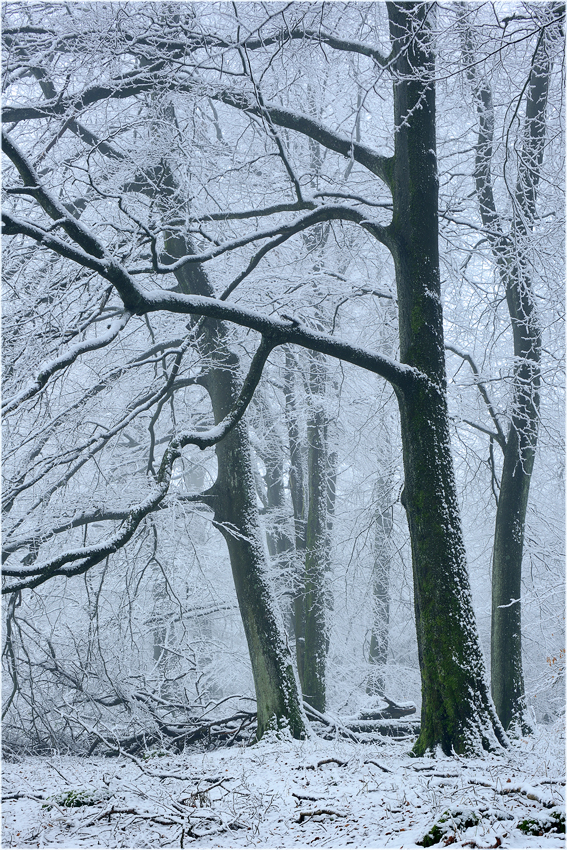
<box><xmin>490</xmin><ymin>354</ymin><xmax>538</xmax><ymax>734</ymax></box>
<box><xmin>367</xmin><ymin>475</ymin><xmax>393</xmax><ymax>697</ymax></box>
<box><xmin>302</xmin><ymin>352</ymin><xmax>330</xmax><ymax>712</ymax></box>
<box><xmin>490</xmin><ymin>17</ymin><xmax>557</xmax><ymax>732</ymax></box>
<box><xmin>254</xmin><ymin>392</ymin><xmax>296</xmax><ymax>637</ymax></box>
<box><xmin>164</xmin><ymin>232</ymin><xmax>306</xmax><ymax>740</ymax></box>
<box><xmin>459</xmin><ymin>5</ymin><xmax>560</xmax><ymax>731</ymax></box>
<box><xmin>283</xmin><ymin>348</ymin><xmax>307</xmax><ymax>685</ymax></box>
<box><xmin>387</xmin><ymin>1</ymin><xmax>507</xmax><ymax>755</ymax></box>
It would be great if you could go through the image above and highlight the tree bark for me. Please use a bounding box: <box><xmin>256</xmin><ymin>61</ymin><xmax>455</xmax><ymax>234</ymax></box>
<box><xmin>387</xmin><ymin>1</ymin><xmax>507</xmax><ymax>755</ymax></box>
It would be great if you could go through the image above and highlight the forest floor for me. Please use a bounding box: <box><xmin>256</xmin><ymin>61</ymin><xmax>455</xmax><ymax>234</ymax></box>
<box><xmin>2</xmin><ymin>721</ymin><xmax>564</xmax><ymax>849</ymax></box>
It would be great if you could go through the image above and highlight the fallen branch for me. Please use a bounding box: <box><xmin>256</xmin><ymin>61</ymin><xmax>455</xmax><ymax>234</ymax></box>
<box><xmin>357</xmin><ymin>697</ymin><xmax>417</xmax><ymax>721</ymax></box>
<box><xmin>364</xmin><ymin>759</ymin><xmax>393</xmax><ymax>773</ymax></box>
<box><xmin>470</xmin><ymin>779</ymin><xmax>558</xmax><ymax>808</ymax></box>
<box><xmin>343</xmin><ymin>718</ymin><xmax>420</xmax><ymax>736</ymax></box>
<box><xmin>292</xmin><ymin>792</ymin><xmax>321</xmax><ymax>802</ymax></box>
<box><xmin>2</xmin><ymin>792</ymin><xmax>48</xmax><ymax>802</ymax></box>
<box><xmin>303</xmin><ymin>698</ymin><xmax>419</xmax><ymax>739</ymax></box>
<box><xmin>297</xmin><ymin>808</ymin><xmax>347</xmax><ymax>824</ymax></box>
<box><xmin>317</xmin><ymin>757</ymin><xmax>348</xmax><ymax>768</ymax></box>
<box><xmin>302</xmin><ymin>701</ymin><xmax>360</xmax><ymax>742</ymax></box>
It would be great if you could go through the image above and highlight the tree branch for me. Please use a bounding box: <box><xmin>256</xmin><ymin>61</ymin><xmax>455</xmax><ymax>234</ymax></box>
<box><xmin>210</xmin><ymin>89</ymin><xmax>393</xmax><ymax>187</ymax></box>
<box><xmin>446</xmin><ymin>344</ymin><xmax>506</xmax><ymax>449</ymax></box>
<box><xmin>130</xmin><ymin>204</ymin><xmax>393</xmax><ymax>274</ymax></box>
<box><xmin>2</xmin><ymin>311</ymin><xmax>132</xmax><ymax>414</ymax></box>
<box><xmin>240</xmin><ymin>27</ymin><xmax>391</xmax><ymax>67</ymax></box>
<box><xmin>2</xmin><ymin>336</ymin><xmax>274</xmax><ymax>593</ymax></box>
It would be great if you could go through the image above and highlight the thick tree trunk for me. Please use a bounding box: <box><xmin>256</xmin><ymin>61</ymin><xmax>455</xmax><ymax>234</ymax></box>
<box><xmin>164</xmin><ymin>233</ymin><xmax>306</xmax><ymax>740</ymax></box>
<box><xmin>387</xmin><ymin>1</ymin><xmax>507</xmax><ymax>755</ymax></box>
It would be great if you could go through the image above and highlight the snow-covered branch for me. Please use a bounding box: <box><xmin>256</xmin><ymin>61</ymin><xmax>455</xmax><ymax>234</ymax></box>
<box><xmin>2</xmin><ymin>311</ymin><xmax>132</xmax><ymax>415</ymax></box>
<box><xmin>2</xmin><ymin>335</ymin><xmax>273</xmax><ymax>593</ymax></box>
<box><xmin>210</xmin><ymin>89</ymin><xmax>393</xmax><ymax>187</ymax></box>
<box><xmin>131</xmin><ymin>204</ymin><xmax>392</xmax><ymax>275</ymax></box>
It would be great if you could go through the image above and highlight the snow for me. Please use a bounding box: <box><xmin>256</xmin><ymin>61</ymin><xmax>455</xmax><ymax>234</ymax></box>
<box><xmin>3</xmin><ymin>723</ymin><xmax>564</xmax><ymax>848</ymax></box>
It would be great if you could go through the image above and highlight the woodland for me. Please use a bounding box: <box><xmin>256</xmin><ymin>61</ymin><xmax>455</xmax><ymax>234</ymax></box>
<box><xmin>1</xmin><ymin>1</ymin><xmax>565</xmax><ymax>847</ymax></box>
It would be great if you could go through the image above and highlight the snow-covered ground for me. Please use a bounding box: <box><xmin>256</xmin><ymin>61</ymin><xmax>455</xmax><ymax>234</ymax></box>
<box><xmin>2</xmin><ymin>722</ymin><xmax>564</xmax><ymax>849</ymax></box>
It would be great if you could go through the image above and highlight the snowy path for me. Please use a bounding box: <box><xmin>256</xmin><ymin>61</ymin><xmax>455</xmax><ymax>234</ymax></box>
<box><xmin>2</xmin><ymin>725</ymin><xmax>564</xmax><ymax>848</ymax></box>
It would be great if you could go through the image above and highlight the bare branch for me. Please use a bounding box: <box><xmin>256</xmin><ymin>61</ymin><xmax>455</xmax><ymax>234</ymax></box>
<box><xmin>446</xmin><ymin>344</ymin><xmax>506</xmax><ymax>449</ymax></box>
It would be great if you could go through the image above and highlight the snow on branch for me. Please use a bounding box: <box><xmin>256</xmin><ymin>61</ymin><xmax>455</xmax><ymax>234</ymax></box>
<box><xmin>130</xmin><ymin>204</ymin><xmax>392</xmax><ymax>275</ymax></box>
<box><xmin>247</xmin><ymin>27</ymin><xmax>391</xmax><ymax>67</ymax></box>
<box><xmin>2</xmin><ymin>493</ymin><xmax>208</xmax><ymax>564</ymax></box>
<box><xmin>2</xmin><ymin>478</ymin><xmax>173</xmax><ymax>593</ymax></box>
<box><xmin>146</xmin><ymin>289</ymin><xmax>417</xmax><ymax>391</ymax></box>
<box><xmin>170</xmin><ymin>336</ymin><xmax>275</xmax><ymax>453</ymax></box>
<box><xmin>3</xmin><ymin>130</ymin><xmax>107</xmax><ymax>259</ymax></box>
<box><xmin>210</xmin><ymin>89</ymin><xmax>393</xmax><ymax>187</ymax></box>
<box><xmin>2</xmin><ymin>311</ymin><xmax>132</xmax><ymax>415</ymax></box>
<box><xmin>2</xmin><ymin>336</ymin><xmax>274</xmax><ymax>595</ymax></box>
<box><xmin>2</xmin><ymin>59</ymin><xmax>171</xmax><ymax>125</ymax></box>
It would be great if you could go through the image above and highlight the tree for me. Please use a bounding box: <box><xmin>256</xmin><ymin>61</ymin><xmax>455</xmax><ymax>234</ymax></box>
<box><xmin>2</xmin><ymin>14</ymin><xmax>306</xmax><ymax>739</ymax></box>
<box><xmin>455</xmin><ymin>0</ymin><xmax>564</xmax><ymax>732</ymax></box>
<box><xmin>6</xmin><ymin>1</ymin><xmax>557</xmax><ymax>753</ymax></box>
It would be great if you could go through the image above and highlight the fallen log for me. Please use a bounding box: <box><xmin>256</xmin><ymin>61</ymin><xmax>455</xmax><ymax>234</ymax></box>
<box><xmin>303</xmin><ymin>699</ymin><xmax>420</xmax><ymax>740</ymax></box>
<box><xmin>357</xmin><ymin>696</ymin><xmax>417</xmax><ymax>721</ymax></box>
<box><xmin>342</xmin><ymin>718</ymin><xmax>420</xmax><ymax>736</ymax></box>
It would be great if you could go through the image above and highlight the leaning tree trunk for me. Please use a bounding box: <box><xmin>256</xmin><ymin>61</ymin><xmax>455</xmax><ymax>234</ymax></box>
<box><xmin>164</xmin><ymin>231</ymin><xmax>306</xmax><ymax>740</ymax></box>
<box><xmin>387</xmin><ymin>1</ymin><xmax>507</xmax><ymax>756</ymax></box>
<box><xmin>124</xmin><ymin>50</ymin><xmax>305</xmax><ymax>740</ymax></box>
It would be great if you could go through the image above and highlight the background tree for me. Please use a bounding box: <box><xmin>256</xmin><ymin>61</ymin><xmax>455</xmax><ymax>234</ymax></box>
<box><xmin>453</xmin><ymin>0</ymin><xmax>564</xmax><ymax>732</ymax></box>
